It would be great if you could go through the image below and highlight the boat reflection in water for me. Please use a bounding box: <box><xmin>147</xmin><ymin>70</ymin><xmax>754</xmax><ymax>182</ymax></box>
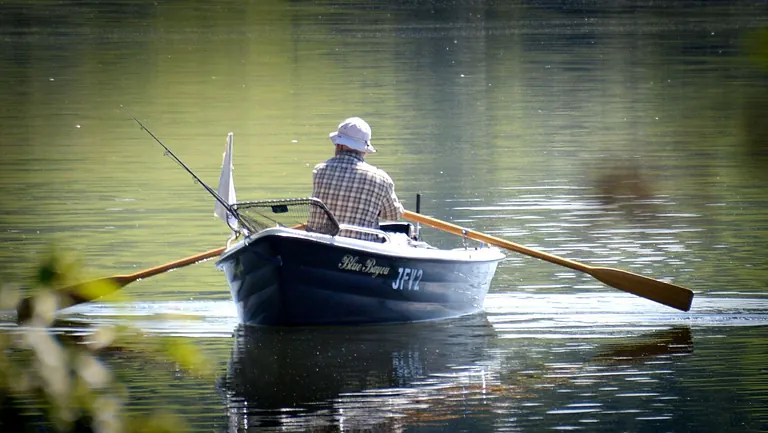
<box><xmin>219</xmin><ymin>316</ymin><xmax>694</xmax><ymax>432</ymax></box>
<box><xmin>219</xmin><ymin>314</ymin><xmax>499</xmax><ymax>432</ymax></box>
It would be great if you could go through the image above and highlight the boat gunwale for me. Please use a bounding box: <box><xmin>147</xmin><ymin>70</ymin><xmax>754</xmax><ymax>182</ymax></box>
<box><xmin>216</xmin><ymin>226</ymin><xmax>506</xmax><ymax>266</ymax></box>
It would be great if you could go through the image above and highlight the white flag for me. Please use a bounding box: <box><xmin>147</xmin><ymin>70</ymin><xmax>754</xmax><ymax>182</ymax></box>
<box><xmin>214</xmin><ymin>132</ymin><xmax>238</xmax><ymax>229</ymax></box>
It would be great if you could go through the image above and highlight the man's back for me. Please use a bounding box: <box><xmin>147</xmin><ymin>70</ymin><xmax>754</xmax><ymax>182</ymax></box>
<box><xmin>308</xmin><ymin>151</ymin><xmax>403</xmax><ymax>241</ymax></box>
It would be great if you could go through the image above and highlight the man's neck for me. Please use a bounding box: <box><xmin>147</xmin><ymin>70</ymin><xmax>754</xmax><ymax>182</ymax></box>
<box><xmin>336</xmin><ymin>149</ymin><xmax>365</xmax><ymax>161</ymax></box>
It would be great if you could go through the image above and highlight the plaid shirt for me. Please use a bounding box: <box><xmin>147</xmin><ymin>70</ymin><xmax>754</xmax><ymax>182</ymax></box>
<box><xmin>308</xmin><ymin>151</ymin><xmax>404</xmax><ymax>241</ymax></box>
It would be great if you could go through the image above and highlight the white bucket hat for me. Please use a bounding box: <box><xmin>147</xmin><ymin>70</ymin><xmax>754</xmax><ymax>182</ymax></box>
<box><xmin>328</xmin><ymin>117</ymin><xmax>376</xmax><ymax>153</ymax></box>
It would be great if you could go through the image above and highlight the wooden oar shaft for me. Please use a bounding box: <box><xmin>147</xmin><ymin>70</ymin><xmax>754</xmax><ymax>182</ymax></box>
<box><xmin>122</xmin><ymin>246</ymin><xmax>226</xmax><ymax>282</ymax></box>
<box><xmin>404</xmin><ymin>211</ymin><xmax>586</xmax><ymax>272</ymax></box>
<box><xmin>403</xmin><ymin>210</ymin><xmax>694</xmax><ymax>312</ymax></box>
<box><xmin>16</xmin><ymin>246</ymin><xmax>227</xmax><ymax>324</ymax></box>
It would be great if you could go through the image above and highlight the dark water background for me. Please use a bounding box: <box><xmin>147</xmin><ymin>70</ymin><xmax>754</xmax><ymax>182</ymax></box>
<box><xmin>1</xmin><ymin>0</ymin><xmax>768</xmax><ymax>431</ymax></box>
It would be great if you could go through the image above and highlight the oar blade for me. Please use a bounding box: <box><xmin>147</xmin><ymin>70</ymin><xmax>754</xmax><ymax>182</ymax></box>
<box><xmin>589</xmin><ymin>267</ymin><xmax>694</xmax><ymax>312</ymax></box>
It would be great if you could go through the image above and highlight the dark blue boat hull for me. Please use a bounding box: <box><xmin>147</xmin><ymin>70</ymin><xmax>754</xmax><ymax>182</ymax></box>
<box><xmin>216</xmin><ymin>230</ymin><xmax>503</xmax><ymax>326</ymax></box>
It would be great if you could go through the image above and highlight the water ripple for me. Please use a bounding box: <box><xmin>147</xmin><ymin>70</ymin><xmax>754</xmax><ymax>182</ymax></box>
<box><xmin>2</xmin><ymin>292</ymin><xmax>766</xmax><ymax>338</ymax></box>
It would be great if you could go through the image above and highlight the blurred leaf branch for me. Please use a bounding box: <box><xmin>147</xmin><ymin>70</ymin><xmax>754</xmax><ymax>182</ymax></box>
<box><xmin>1</xmin><ymin>249</ymin><xmax>213</xmax><ymax>432</ymax></box>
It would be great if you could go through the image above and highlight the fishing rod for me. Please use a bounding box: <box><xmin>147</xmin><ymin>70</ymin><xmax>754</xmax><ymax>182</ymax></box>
<box><xmin>122</xmin><ymin>107</ymin><xmax>248</xmax><ymax>230</ymax></box>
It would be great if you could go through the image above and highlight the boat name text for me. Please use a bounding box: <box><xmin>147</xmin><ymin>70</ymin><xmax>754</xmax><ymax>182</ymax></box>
<box><xmin>338</xmin><ymin>255</ymin><xmax>391</xmax><ymax>278</ymax></box>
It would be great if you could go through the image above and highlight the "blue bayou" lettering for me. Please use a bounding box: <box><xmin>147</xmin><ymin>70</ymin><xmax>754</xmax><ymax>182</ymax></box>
<box><xmin>338</xmin><ymin>255</ymin><xmax>391</xmax><ymax>278</ymax></box>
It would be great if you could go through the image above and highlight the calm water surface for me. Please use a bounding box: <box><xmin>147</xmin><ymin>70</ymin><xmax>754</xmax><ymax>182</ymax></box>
<box><xmin>1</xmin><ymin>1</ymin><xmax>768</xmax><ymax>431</ymax></box>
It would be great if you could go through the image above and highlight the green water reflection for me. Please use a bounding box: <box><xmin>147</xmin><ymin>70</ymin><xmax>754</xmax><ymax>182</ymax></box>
<box><xmin>2</xmin><ymin>0</ymin><xmax>768</xmax><ymax>431</ymax></box>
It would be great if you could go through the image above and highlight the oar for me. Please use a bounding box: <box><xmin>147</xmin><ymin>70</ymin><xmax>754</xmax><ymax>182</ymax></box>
<box><xmin>402</xmin><ymin>210</ymin><xmax>694</xmax><ymax>312</ymax></box>
<box><xmin>16</xmin><ymin>246</ymin><xmax>226</xmax><ymax>323</ymax></box>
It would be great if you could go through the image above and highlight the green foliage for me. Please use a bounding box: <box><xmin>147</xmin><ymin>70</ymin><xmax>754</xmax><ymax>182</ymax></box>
<box><xmin>0</xmin><ymin>250</ymin><xmax>212</xmax><ymax>432</ymax></box>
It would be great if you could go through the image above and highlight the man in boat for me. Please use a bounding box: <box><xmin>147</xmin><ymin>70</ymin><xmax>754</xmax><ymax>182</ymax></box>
<box><xmin>307</xmin><ymin>117</ymin><xmax>404</xmax><ymax>241</ymax></box>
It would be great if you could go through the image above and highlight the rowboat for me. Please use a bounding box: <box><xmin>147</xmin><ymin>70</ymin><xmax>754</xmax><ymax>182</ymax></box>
<box><xmin>215</xmin><ymin>198</ymin><xmax>505</xmax><ymax>326</ymax></box>
<box><xmin>210</xmin><ymin>134</ymin><xmax>503</xmax><ymax>326</ymax></box>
